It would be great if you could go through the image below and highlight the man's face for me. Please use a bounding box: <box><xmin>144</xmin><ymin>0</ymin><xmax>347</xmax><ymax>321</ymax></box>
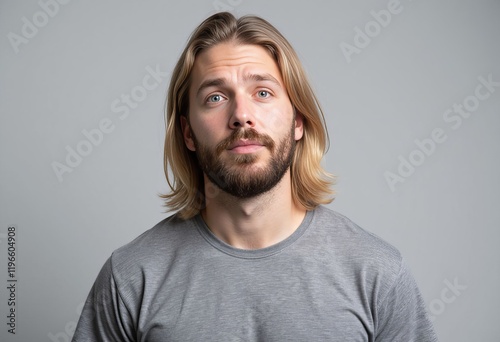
<box><xmin>183</xmin><ymin>42</ymin><xmax>303</xmax><ymax>198</ymax></box>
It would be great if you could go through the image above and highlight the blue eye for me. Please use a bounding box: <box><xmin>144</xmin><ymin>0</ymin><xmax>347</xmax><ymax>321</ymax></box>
<box><xmin>257</xmin><ymin>91</ymin><xmax>270</xmax><ymax>98</ymax></box>
<box><xmin>207</xmin><ymin>94</ymin><xmax>223</xmax><ymax>102</ymax></box>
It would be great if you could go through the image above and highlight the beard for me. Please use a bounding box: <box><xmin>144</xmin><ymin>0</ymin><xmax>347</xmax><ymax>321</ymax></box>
<box><xmin>191</xmin><ymin>124</ymin><xmax>296</xmax><ymax>198</ymax></box>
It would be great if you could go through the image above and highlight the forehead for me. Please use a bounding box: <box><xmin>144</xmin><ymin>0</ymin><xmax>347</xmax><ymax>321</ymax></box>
<box><xmin>190</xmin><ymin>43</ymin><xmax>283</xmax><ymax>88</ymax></box>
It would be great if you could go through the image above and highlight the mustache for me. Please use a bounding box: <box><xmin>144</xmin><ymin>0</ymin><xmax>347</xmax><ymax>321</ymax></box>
<box><xmin>216</xmin><ymin>128</ymin><xmax>275</xmax><ymax>155</ymax></box>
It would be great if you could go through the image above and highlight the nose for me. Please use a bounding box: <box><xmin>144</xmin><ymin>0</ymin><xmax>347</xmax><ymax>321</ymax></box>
<box><xmin>229</xmin><ymin>94</ymin><xmax>255</xmax><ymax>129</ymax></box>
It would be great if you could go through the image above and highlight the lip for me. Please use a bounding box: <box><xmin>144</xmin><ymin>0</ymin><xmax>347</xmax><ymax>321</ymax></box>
<box><xmin>228</xmin><ymin>140</ymin><xmax>264</xmax><ymax>153</ymax></box>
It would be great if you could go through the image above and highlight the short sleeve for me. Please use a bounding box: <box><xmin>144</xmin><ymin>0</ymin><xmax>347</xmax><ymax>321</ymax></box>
<box><xmin>72</xmin><ymin>256</ymin><xmax>135</xmax><ymax>342</ymax></box>
<box><xmin>375</xmin><ymin>259</ymin><xmax>438</xmax><ymax>341</ymax></box>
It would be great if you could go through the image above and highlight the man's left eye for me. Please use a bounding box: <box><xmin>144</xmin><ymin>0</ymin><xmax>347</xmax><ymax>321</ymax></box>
<box><xmin>207</xmin><ymin>94</ymin><xmax>223</xmax><ymax>102</ymax></box>
<box><xmin>257</xmin><ymin>90</ymin><xmax>270</xmax><ymax>98</ymax></box>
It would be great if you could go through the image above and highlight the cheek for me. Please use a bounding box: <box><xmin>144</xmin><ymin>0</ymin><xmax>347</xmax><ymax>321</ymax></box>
<box><xmin>265</xmin><ymin>106</ymin><xmax>295</xmax><ymax>137</ymax></box>
<box><xmin>189</xmin><ymin>117</ymin><xmax>225</xmax><ymax>147</ymax></box>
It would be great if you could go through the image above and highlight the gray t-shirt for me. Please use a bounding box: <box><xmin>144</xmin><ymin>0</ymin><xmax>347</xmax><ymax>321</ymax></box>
<box><xmin>72</xmin><ymin>206</ymin><xmax>437</xmax><ymax>341</ymax></box>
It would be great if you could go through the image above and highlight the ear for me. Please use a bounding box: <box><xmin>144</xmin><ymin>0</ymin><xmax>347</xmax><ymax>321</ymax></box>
<box><xmin>180</xmin><ymin>116</ymin><xmax>196</xmax><ymax>151</ymax></box>
<box><xmin>294</xmin><ymin>111</ymin><xmax>304</xmax><ymax>141</ymax></box>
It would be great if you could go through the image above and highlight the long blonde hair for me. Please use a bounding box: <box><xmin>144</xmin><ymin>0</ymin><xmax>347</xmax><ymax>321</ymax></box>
<box><xmin>161</xmin><ymin>12</ymin><xmax>335</xmax><ymax>219</ymax></box>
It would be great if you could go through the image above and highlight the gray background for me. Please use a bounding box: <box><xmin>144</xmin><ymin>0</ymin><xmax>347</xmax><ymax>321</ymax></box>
<box><xmin>1</xmin><ymin>0</ymin><xmax>499</xmax><ymax>341</ymax></box>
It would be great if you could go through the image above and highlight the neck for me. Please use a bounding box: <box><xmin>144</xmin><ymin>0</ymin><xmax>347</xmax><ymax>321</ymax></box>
<box><xmin>201</xmin><ymin>170</ymin><xmax>306</xmax><ymax>250</ymax></box>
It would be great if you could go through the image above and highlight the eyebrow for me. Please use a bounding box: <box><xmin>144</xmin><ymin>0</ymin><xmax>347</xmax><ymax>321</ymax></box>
<box><xmin>196</xmin><ymin>73</ymin><xmax>283</xmax><ymax>97</ymax></box>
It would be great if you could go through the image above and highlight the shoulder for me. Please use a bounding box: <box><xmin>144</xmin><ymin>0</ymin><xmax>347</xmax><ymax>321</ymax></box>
<box><xmin>84</xmin><ymin>214</ymin><xmax>203</xmax><ymax>322</ymax></box>
<box><xmin>312</xmin><ymin>206</ymin><xmax>401</xmax><ymax>260</ymax></box>
<box><xmin>108</xmin><ymin>214</ymin><xmax>200</xmax><ymax>280</ymax></box>
<box><xmin>310</xmin><ymin>206</ymin><xmax>404</xmax><ymax>286</ymax></box>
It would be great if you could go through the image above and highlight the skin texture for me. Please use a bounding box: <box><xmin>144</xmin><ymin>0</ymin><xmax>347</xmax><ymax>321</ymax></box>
<box><xmin>182</xmin><ymin>42</ymin><xmax>305</xmax><ymax>249</ymax></box>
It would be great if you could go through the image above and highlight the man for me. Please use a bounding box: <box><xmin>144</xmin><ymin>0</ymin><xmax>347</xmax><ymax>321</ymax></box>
<box><xmin>73</xmin><ymin>12</ymin><xmax>437</xmax><ymax>341</ymax></box>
